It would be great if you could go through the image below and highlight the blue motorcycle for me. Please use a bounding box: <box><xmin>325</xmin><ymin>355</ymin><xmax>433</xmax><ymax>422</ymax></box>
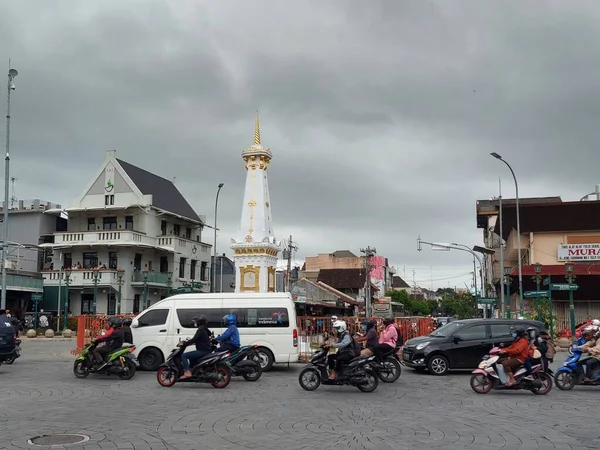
<box><xmin>568</xmin><ymin>336</ymin><xmax>586</xmax><ymax>356</ymax></box>
<box><xmin>554</xmin><ymin>348</ymin><xmax>600</xmax><ymax>390</ymax></box>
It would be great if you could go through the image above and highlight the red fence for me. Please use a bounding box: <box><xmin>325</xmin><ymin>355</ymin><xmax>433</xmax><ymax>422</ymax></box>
<box><xmin>296</xmin><ymin>316</ymin><xmax>435</xmax><ymax>362</ymax></box>
<box><xmin>71</xmin><ymin>314</ymin><xmax>135</xmax><ymax>355</ymax></box>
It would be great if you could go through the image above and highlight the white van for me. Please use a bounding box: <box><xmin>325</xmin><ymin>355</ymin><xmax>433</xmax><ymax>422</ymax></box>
<box><xmin>130</xmin><ymin>292</ymin><xmax>299</xmax><ymax>371</ymax></box>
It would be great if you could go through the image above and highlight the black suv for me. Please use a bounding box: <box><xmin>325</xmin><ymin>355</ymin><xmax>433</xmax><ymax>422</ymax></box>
<box><xmin>0</xmin><ymin>317</ymin><xmax>16</xmax><ymax>365</ymax></box>
<box><xmin>402</xmin><ymin>319</ymin><xmax>546</xmax><ymax>376</ymax></box>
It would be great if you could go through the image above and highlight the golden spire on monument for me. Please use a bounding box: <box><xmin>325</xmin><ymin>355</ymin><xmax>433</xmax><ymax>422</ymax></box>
<box><xmin>242</xmin><ymin>110</ymin><xmax>272</xmax><ymax>169</ymax></box>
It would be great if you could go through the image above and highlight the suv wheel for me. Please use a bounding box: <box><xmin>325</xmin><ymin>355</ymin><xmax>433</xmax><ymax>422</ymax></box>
<box><xmin>427</xmin><ymin>355</ymin><xmax>449</xmax><ymax>376</ymax></box>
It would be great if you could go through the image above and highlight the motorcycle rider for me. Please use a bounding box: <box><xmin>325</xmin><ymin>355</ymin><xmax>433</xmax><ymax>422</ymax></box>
<box><xmin>576</xmin><ymin>325</ymin><xmax>600</xmax><ymax>381</ymax></box>
<box><xmin>179</xmin><ymin>315</ymin><xmax>212</xmax><ymax>380</ymax></box>
<box><xmin>214</xmin><ymin>314</ymin><xmax>240</xmax><ymax>352</ymax></box>
<box><xmin>91</xmin><ymin>317</ymin><xmax>125</xmax><ymax>369</ymax></box>
<box><xmin>121</xmin><ymin>318</ymin><xmax>134</xmax><ymax>344</ymax></box>
<box><xmin>524</xmin><ymin>327</ymin><xmax>548</xmax><ymax>373</ymax></box>
<box><xmin>500</xmin><ymin>327</ymin><xmax>529</xmax><ymax>386</ymax></box>
<box><xmin>355</xmin><ymin>319</ymin><xmax>378</xmax><ymax>357</ymax></box>
<box><xmin>324</xmin><ymin>320</ymin><xmax>356</xmax><ymax>380</ymax></box>
<box><xmin>371</xmin><ymin>317</ymin><xmax>398</xmax><ymax>362</ymax></box>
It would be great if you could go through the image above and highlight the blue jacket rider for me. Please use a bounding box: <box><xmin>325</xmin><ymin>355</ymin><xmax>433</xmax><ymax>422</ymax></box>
<box><xmin>215</xmin><ymin>314</ymin><xmax>240</xmax><ymax>352</ymax></box>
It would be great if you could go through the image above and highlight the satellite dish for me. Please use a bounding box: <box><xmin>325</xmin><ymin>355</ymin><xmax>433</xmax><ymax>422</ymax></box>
<box><xmin>8</xmin><ymin>69</ymin><xmax>18</xmax><ymax>78</ymax></box>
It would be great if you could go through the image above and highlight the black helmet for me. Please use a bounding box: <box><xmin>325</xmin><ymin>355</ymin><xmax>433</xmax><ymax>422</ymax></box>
<box><xmin>361</xmin><ymin>319</ymin><xmax>375</xmax><ymax>329</ymax></box>
<box><xmin>122</xmin><ymin>318</ymin><xmax>132</xmax><ymax>327</ymax></box>
<box><xmin>192</xmin><ymin>315</ymin><xmax>207</xmax><ymax>327</ymax></box>
<box><xmin>514</xmin><ymin>327</ymin><xmax>526</xmax><ymax>338</ymax></box>
<box><xmin>108</xmin><ymin>317</ymin><xmax>122</xmax><ymax>328</ymax></box>
<box><xmin>526</xmin><ymin>327</ymin><xmax>539</xmax><ymax>338</ymax></box>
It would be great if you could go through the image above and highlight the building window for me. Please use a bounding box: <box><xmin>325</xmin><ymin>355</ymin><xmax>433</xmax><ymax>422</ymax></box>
<box><xmin>200</xmin><ymin>261</ymin><xmax>208</xmax><ymax>281</ymax></box>
<box><xmin>179</xmin><ymin>257</ymin><xmax>186</xmax><ymax>278</ymax></box>
<box><xmin>185</xmin><ymin>227</ymin><xmax>192</xmax><ymax>239</ymax></box>
<box><xmin>173</xmin><ymin>224</ymin><xmax>180</xmax><ymax>236</ymax></box>
<box><xmin>109</xmin><ymin>252</ymin><xmax>118</xmax><ymax>270</ymax></box>
<box><xmin>133</xmin><ymin>294</ymin><xmax>140</xmax><ymax>314</ymax></box>
<box><xmin>104</xmin><ymin>195</ymin><xmax>114</xmax><ymax>206</ymax></box>
<box><xmin>161</xmin><ymin>220</ymin><xmax>167</xmax><ymax>236</ymax></box>
<box><xmin>107</xmin><ymin>293</ymin><xmax>116</xmax><ymax>315</ymax></box>
<box><xmin>87</xmin><ymin>218</ymin><xmax>95</xmax><ymax>231</ymax></box>
<box><xmin>190</xmin><ymin>260</ymin><xmax>197</xmax><ymax>280</ymax></box>
<box><xmin>64</xmin><ymin>253</ymin><xmax>72</xmax><ymax>270</ymax></box>
<box><xmin>125</xmin><ymin>216</ymin><xmax>134</xmax><ymax>230</ymax></box>
<box><xmin>83</xmin><ymin>252</ymin><xmax>98</xmax><ymax>269</ymax></box>
<box><xmin>159</xmin><ymin>256</ymin><xmax>168</xmax><ymax>273</ymax></box>
<box><xmin>103</xmin><ymin>217</ymin><xmax>117</xmax><ymax>230</ymax></box>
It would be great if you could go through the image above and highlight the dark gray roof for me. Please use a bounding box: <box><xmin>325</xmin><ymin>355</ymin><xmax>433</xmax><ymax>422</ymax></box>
<box><xmin>332</xmin><ymin>250</ymin><xmax>357</xmax><ymax>258</ymax></box>
<box><xmin>117</xmin><ymin>159</ymin><xmax>201</xmax><ymax>223</ymax></box>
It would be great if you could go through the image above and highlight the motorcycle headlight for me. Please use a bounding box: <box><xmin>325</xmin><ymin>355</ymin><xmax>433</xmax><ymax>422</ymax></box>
<box><xmin>416</xmin><ymin>342</ymin><xmax>430</xmax><ymax>350</ymax></box>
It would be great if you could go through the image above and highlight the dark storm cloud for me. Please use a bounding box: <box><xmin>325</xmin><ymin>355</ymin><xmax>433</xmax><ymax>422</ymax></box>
<box><xmin>2</xmin><ymin>0</ymin><xmax>599</xmax><ymax>288</ymax></box>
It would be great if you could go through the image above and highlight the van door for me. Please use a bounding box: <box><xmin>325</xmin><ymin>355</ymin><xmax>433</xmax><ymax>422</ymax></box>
<box><xmin>133</xmin><ymin>307</ymin><xmax>171</xmax><ymax>354</ymax></box>
<box><xmin>447</xmin><ymin>324</ymin><xmax>491</xmax><ymax>369</ymax></box>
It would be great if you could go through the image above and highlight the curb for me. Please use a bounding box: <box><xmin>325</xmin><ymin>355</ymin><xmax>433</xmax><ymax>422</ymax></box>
<box><xmin>20</xmin><ymin>338</ymin><xmax>75</xmax><ymax>342</ymax></box>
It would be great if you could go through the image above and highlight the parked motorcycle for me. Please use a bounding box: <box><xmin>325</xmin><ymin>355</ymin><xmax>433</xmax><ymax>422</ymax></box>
<box><xmin>73</xmin><ymin>343</ymin><xmax>137</xmax><ymax>380</ymax></box>
<box><xmin>470</xmin><ymin>347</ymin><xmax>552</xmax><ymax>395</ymax></box>
<box><xmin>225</xmin><ymin>344</ymin><xmax>262</xmax><ymax>381</ymax></box>
<box><xmin>4</xmin><ymin>338</ymin><xmax>21</xmax><ymax>365</ymax></box>
<box><xmin>298</xmin><ymin>345</ymin><xmax>379</xmax><ymax>393</ymax></box>
<box><xmin>156</xmin><ymin>346</ymin><xmax>232</xmax><ymax>389</ymax></box>
<box><xmin>555</xmin><ymin>348</ymin><xmax>600</xmax><ymax>390</ymax></box>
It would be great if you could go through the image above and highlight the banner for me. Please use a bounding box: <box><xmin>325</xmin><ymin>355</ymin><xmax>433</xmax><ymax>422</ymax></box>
<box><xmin>557</xmin><ymin>243</ymin><xmax>600</xmax><ymax>261</ymax></box>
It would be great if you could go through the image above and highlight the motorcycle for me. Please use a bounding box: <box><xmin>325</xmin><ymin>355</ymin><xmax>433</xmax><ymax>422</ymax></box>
<box><xmin>555</xmin><ymin>348</ymin><xmax>600</xmax><ymax>390</ymax></box>
<box><xmin>156</xmin><ymin>345</ymin><xmax>232</xmax><ymax>389</ymax></box>
<box><xmin>469</xmin><ymin>346</ymin><xmax>552</xmax><ymax>395</ymax></box>
<box><xmin>73</xmin><ymin>343</ymin><xmax>137</xmax><ymax>380</ymax></box>
<box><xmin>4</xmin><ymin>338</ymin><xmax>21</xmax><ymax>365</ymax></box>
<box><xmin>224</xmin><ymin>344</ymin><xmax>262</xmax><ymax>381</ymax></box>
<box><xmin>298</xmin><ymin>345</ymin><xmax>379</xmax><ymax>393</ymax></box>
<box><xmin>367</xmin><ymin>346</ymin><xmax>402</xmax><ymax>383</ymax></box>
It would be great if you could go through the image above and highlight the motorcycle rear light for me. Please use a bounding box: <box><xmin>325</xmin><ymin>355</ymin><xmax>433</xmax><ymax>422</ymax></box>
<box><xmin>129</xmin><ymin>347</ymin><xmax>136</xmax><ymax>353</ymax></box>
<box><xmin>254</xmin><ymin>344</ymin><xmax>258</xmax><ymax>348</ymax></box>
<box><xmin>293</xmin><ymin>328</ymin><xmax>298</xmax><ymax>347</ymax></box>
<box><xmin>225</xmin><ymin>353</ymin><xmax>231</xmax><ymax>357</ymax></box>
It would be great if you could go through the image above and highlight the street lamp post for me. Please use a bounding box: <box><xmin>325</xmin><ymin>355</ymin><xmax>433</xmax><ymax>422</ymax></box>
<box><xmin>92</xmin><ymin>268</ymin><xmax>99</xmax><ymax>315</ymax></box>
<box><xmin>565</xmin><ymin>262</ymin><xmax>577</xmax><ymax>338</ymax></box>
<box><xmin>532</xmin><ymin>263</ymin><xmax>543</xmax><ymax>321</ymax></box>
<box><xmin>166</xmin><ymin>270</ymin><xmax>173</xmax><ymax>296</ymax></box>
<box><xmin>1</xmin><ymin>66</ymin><xmax>18</xmax><ymax>310</ymax></box>
<box><xmin>490</xmin><ymin>152</ymin><xmax>523</xmax><ymax>316</ymax></box>
<box><xmin>142</xmin><ymin>269</ymin><xmax>149</xmax><ymax>310</ymax></box>
<box><xmin>63</xmin><ymin>268</ymin><xmax>71</xmax><ymax>328</ymax></box>
<box><xmin>211</xmin><ymin>183</ymin><xmax>224</xmax><ymax>293</ymax></box>
<box><xmin>116</xmin><ymin>269</ymin><xmax>124</xmax><ymax>314</ymax></box>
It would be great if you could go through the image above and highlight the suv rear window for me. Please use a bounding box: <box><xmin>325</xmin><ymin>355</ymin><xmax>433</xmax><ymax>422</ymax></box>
<box><xmin>490</xmin><ymin>324</ymin><xmax>513</xmax><ymax>338</ymax></box>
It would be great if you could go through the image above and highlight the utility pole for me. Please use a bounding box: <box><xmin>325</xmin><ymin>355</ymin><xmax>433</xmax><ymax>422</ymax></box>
<box><xmin>9</xmin><ymin>177</ymin><xmax>16</xmax><ymax>209</ymax></box>
<box><xmin>283</xmin><ymin>235</ymin><xmax>298</xmax><ymax>291</ymax></box>
<box><xmin>360</xmin><ymin>247</ymin><xmax>376</xmax><ymax>318</ymax></box>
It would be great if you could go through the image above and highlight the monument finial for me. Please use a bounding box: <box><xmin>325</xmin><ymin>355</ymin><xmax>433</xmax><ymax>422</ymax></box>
<box><xmin>254</xmin><ymin>110</ymin><xmax>261</xmax><ymax>146</ymax></box>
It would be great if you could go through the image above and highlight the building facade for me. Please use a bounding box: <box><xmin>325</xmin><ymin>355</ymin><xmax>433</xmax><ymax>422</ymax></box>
<box><xmin>231</xmin><ymin>114</ymin><xmax>280</xmax><ymax>293</ymax></box>
<box><xmin>41</xmin><ymin>150</ymin><xmax>212</xmax><ymax>315</ymax></box>
<box><xmin>0</xmin><ymin>199</ymin><xmax>64</xmax><ymax>312</ymax></box>
<box><xmin>213</xmin><ymin>254</ymin><xmax>235</xmax><ymax>293</ymax></box>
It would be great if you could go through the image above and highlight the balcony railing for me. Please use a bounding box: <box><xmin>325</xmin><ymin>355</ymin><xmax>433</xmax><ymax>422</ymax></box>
<box><xmin>157</xmin><ymin>237</ymin><xmax>211</xmax><ymax>254</ymax></box>
<box><xmin>43</xmin><ymin>269</ymin><xmax>123</xmax><ymax>287</ymax></box>
<box><xmin>4</xmin><ymin>274</ymin><xmax>44</xmax><ymax>291</ymax></box>
<box><xmin>131</xmin><ymin>270</ymin><xmax>171</xmax><ymax>285</ymax></box>
<box><xmin>55</xmin><ymin>230</ymin><xmax>157</xmax><ymax>247</ymax></box>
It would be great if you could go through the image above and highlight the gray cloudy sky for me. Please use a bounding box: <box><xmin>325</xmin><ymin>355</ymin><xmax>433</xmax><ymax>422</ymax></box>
<box><xmin>2</xmin><ymin>0</ymin><xmax>600</xmax><ymax>290</ymax></box>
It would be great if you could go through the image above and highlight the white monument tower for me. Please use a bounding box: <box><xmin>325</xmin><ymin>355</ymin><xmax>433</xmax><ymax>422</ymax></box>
<box><xmin>231</xmin><ymin>112</ymin><xmax>280</xmax><ymax>293</ymax></box>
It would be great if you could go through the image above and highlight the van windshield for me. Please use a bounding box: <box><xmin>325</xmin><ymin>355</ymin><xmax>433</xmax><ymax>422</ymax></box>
<box><xmin>430</xmin><ymin>322</ymin><xmax>466</xmax><ymax>337</ymax></box>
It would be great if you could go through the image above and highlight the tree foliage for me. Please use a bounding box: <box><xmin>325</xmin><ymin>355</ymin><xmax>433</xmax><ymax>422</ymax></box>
<box><xmin>386</xmin><ymin>290</ymin><xmax>440</xmax><ymax>316</ymax></box>
<box><xmin>436</xmin><ymin>288</ymin><xmax>478</xmax><ymax>319</ymax></box>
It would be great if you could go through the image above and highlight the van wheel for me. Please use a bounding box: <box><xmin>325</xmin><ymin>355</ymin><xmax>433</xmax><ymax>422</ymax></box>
<box><xmin>254</xmin><ymin>347</ymin><xmax>274</xmax><ymax>371</ymax></box>
<box><xmin>427</xmin><ymin>355</ymin><xmax>449</xmax><ymax>376</ymax></box>
<box><xmin>139</xmin><ymin>347</ymin><xmax>164</xmax><ymax>371</ymax></box>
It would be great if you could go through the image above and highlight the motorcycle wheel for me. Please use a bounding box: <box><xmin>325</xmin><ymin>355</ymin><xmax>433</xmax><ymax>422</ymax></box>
<box><xmin>118</xmin><ymin>360</ymin><xmax>136</xmax><ymax>380</ymax></box>
<box><xmin>531</xmin><ymin>373</ymin><xmax>553</xmax><ymax>395</ymax></box>
<box><xmin>73</xmin><ymin>360</ymin><xmax>90</xmax><ymax>379</ymax></box>
<box><xmin>377</xmin><ymin>358</ymin><xmax>401</xmax><ymax>383</ymax></box>
<box><xmin>298</xmin><ymin>367</ymin><xmax>321</xmax><ymax>391</ymax></box>
<box><xmin>555</xmin><ymin>372</ymin><xmax>575</xmax><ymax>391</ymax></box>
<box><xmin>470</xmin><ymin>374</ymin><xmax>493</xmax><ymax>394</ymax></box>
<box><xmin>157</xmin><ymin>366</ymin><xmax>177</xmax><ymax>387</ymax></box>
<box><xmin>356</xmin><ymin>368</ymin><xmax>379</xmax><ymax>392</ymax></box>
<box><xmin>211</xmin><ymin>364</ymin><xmax>231</xmax><ymax>389</ymax></box>
<box><xmin>242</xmin><ymin>361</ymin><xmax>262</xmax><ymax>382</ymax></box>
<box><xmin>4</xmin><ymin>355</ymin><xmax>15</xmax><ymax>365</ymax></box>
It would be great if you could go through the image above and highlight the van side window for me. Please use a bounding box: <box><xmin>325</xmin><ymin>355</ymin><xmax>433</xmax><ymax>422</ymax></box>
<box><xmin>229</xmin><ymin>307</ymin><xmax>290</xmax><ymax>328</ymax></box>
<box><xmin>137</xmin><ymin>309</ymin><xmax>169</xmax><ymax>327</ymax></box>
<box><xmin>490</xmin><ymin>324</ymin><xmax>513</xmax><ymax>338</ymax></box>
<box><xmin>455</xmin><ymin>324</ymin><xmax>486</xmax><ymax>341</ymax></box>
<box><xmin>176</xmin><ymin>308</ymin><xmax>223</xmax><ymax>328</ymax></box>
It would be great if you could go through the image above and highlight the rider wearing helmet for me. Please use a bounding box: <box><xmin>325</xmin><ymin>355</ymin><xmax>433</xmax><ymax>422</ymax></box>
<box><xmin>355</xmin><ymin>319</ymin><xmax>378</xmax><ymax>356</ymax></box>
<box><xmin>179</xmin><ymin>315</ymin><xmax>212</xmax><ymax>379</ymax></box>
<box><xmin>500</xmin><ymin>327</ymin><xmax>529</xmax><ymax>386</ymax></box>
<box><xmin>324</xmin><ymin>320</ymin><xmax>356</xmax><ymax>380</ymax></box>
<box><xmin>91</xmin><ymin>317</ymin><xmax>125</xmax><ymax>369</ymax></box>
<box><xmin>524</xmin><ymin>327</ymin><xmax>548</xmax><ymax>373</ymax></box>
<box><xmin>122</xmin><ymin>318</ymin><xmax>133</xmax><ymax>344</ymax></box>
<box><xmin>577</xmin><ymin>325</ymin><xmax>600</xmax><ymax>382</ymax></box>
<box><xmin>215</xmin><ymin>314</ymin><xmax>240</xmax><ymax>352</ymax></box>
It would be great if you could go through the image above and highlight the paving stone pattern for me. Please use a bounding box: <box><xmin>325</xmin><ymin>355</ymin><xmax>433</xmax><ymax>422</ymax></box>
<box><xmin>1</xmin><ymin>340</ymin><xmax>599</xmax><ymax>449</ymax></box>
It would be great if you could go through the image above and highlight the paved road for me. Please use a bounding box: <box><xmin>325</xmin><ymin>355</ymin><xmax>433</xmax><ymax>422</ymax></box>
<box><xmin>1</xmin><ymin>340</ymin><xmax>599</xmax><ymax>450</ymax></box>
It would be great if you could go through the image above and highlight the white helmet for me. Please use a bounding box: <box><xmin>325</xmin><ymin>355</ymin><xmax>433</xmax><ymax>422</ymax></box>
<box><xmin>593</xmin><ymin>319</ymin><xmax>600</xmax><ymax>327</ymax></box>
<box><xmin>332</xmin><ymin>320</ymin><xmax>347</xmax><ymax>334</ymax></box>
<box><xmin>331</xmin><ymin>315</ymin><xmax>338</xmax><ymax>322</ymax></box>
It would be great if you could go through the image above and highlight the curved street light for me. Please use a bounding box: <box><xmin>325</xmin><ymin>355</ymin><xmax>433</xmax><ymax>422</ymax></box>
<box><xmin>211</xmin><ymin>183</ymin><xmax>224</xmax><ymax>293</ymax></box>
<box><xmin>490</xmin><ymin>152</ymin><xmax>523</xmax><ymax>316</ymax></box>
